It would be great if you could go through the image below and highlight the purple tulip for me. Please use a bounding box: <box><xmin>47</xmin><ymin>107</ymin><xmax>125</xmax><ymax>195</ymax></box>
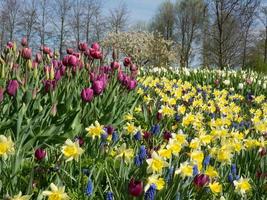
<box><xmin>127</xmin><ymin>79</ymin><xmax>137</xmax><ymax>90</ymax></box>
<box><xmin>78</xmin><ymin>42</ymin><xmax>88</xmax><ymax>52</ymax></box>
<box><xmin>123</xmin><ymin>57</ymin><xmax>131</xmax><ymax>67</ymax></box>
<box><xmin>35</xmin><ymin>148</ymin><xmax>46</xmax><ymax>161</ymax></box>
<box><xmin>35</xmin><ymin>53</ymin><xmax>42</xmax><ymax>63</ymax></box>
<box><xmin>193</xmin><ymin>174</ymin><xmax>210</xmax><ymax>188</ymax></box>
<box><xmin>111</xmin><ymin>61</ymin><xmax>120</xmax><ymax>70</ymax></box>
<box><xmin>91</xmin><ymin>42</ymin><xmax>100</xmax><ymax>51</ymax></box>
<box><xmin>89</xmin><ymin>72</ymin><xmax>96</xmax><ymax>82</ymax></box>
<box><xmin>68</xmin><ymin>55</ymin><xmax>78</xmax><ymax>66</ymax></box>
<box><xmin>21</xmin><ymin>48</ymin><xmax>32</xmax><ymax>59</ymax></box>
<box><xmin>6</xmin><ymin>80</ymin><xmax>19</xmax><ymax>96</ymax></box>
<box><xmin>118</xmin><ymin>72</ymin><xmax>125</xmax><ymax>82</ymax></box>
<box><xmin>55</xmin><ymin>70</ymin><xmax>61</xmax><ymax>81</ymax></box>
<box><xmin>66</xmin><ymin>48</ymin><xmax>74</xmax><ymax>54</ymax></box>
<box><xmin>6</xmin><ymin>41</ymin><xmax>13</xmax><ymax>49</ymax></box>
<box><xmin>92</xmin><ymin>80</ymin><xmax>104</xmax><ymax>95</ymax></box>
<box><xmin>21</xmin><ymin>37</ymin><xmax>28</xmax><ymax>47</ymax></box>
<box><xmin>0</xmin><ymin>88</ymin><xmax>4</xmax><ymax>102</ymax></box>
<box><xmin>81</xmin><ymin>87</ymin><xmax>94</xmax><ymax>102</ymax></box>
<box><xmin>130</xmin><ymin>64</ymin><xmax>138</xmax><ymax>71</ymax></box>
<box><xmin>128</xmin><ymin>178</ymin><xmax>143</xmax><ymax>197</ymax></box>
<box><xmin>43</xmin><ymin>80</ymin><xmax>56</xmax><ymax>93</ymax></box>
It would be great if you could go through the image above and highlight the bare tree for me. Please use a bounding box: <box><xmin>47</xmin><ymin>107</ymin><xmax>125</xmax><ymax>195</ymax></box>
<box><xmin>17</xmin><ymin>0</ymin><xmax>38</xmax><ymax>45</ymax></box>
<box><xmin>70</xmin><ymin>0</ymin><xmax>85</xmax><ymax>47</ymax></box>
<box><xmin>83</xmin><ymin>0</ymin><xmax>102</xmax><ymax>44</ymax></box>
<box><xmin>240</xmin><ymin>0</ymin><xmax>261</xmax><ymax>69</ymax></box>
<box><xmin>175</xmin><ymin>0</ymin><xmax>204</xmax><ymax>68</ymax></box>
<box><xmin>150</xmin><ymin>0</ymin><xmax>175</xmax><ymax>40</ymax></box>
<box><xmin>258</xmin><ymin>5</ymin><xmax>267</xmax><ymax>63</ymax></box>
<box><xmin>36</xmin><ymin>0</ymin><xmax>51</xmax><ymax>48</ymax></box>
<box><xmin>0</xmin><ymin>0</ymin><xmax>21</xmax><ymax>41</ymax></box>
<box><xmin>52</xmin><ymin>0</ymin><xmax>71</xmax><ymax>58</ymax></box>
<box><xmin>107</xmin><ymin>2</ymin><xmax>129</xmax><ymax>33</ymax></box>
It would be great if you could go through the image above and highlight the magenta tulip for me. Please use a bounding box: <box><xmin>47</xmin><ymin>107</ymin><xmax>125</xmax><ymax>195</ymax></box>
<box><xmin>81</xmin><ymin>87</ymin><xmax>94</xmax><ymax>102</ymax></box>
<box><xmin>35</xmin><ymin>53</ymin><xmax>42</xmax><ymax>63</ymax></box>
<box><xmin>78</xmin><ymin>42</ymin><xmax>88</xmax><ymax>52</ymax></box>
<box><xmin>127</xmin><ymin>79</ymin><xmax>137</xmax><ymax>90</ymax></box>
<box><xmin>123</xmin><ymin>57</ymin><xmax>131</xmax><ymax>67</ymax></box>
<box><xmin>68</xmin><ymin>55</ymin><xmax>78</xmax><ymax>66</ymax></box>
<box><xmin>0</xmin><ymin>88</ymin><xmax>4</xmax><ymax>102</ymax></box>
<box><xmin>66</xmin><ymin>48</ymin><xmax>74</xmax><ymax>54</ymax></box>
<box><xmin>92</xmin><ymin>80</ymin><xmax>104</xmax><ymax>95</ymax></box>
<box><xmin>111</xmin><ymin>61</ymin><xmax>120</xmax><ymax>70</ymax></box>
<box><xmin>21</xmin><ymin>48</ymin><xmax>32</xmax><ymax>59</ymax></box>
<box><xmin>6</xmin><ymin>80</ymin><xmax>19</xmax><ymax>96</ymax></box>
<box><xmin>128</xmin><ymin>178</ymin><xmax>143</xmax><ymax>197</ymax></box>
<box><xmin>44</xmin><ymin>80</ymin><xmax>56</xmax><ymax>93</ymax></box>
<box><xmin>35</xmin><ymin>148</ymin><xmax>46</xmax><ymax>161</ymax></box>
<box><xmin>193</xmin><ymin>174</ymin><xmax>210</xmax><ymax>188</ymax></box>
<box><xmin>43</xmin><ymin>46</ymin><xmax>51</xmax><ymax>54</ymax></box>
<box><xmin>91</xmin><ymin>42</ymin><xmax>100</xmax><ymax>51</ymax></box>
<box><xmin>21</xmin><ymin>37</ymin><xmax>28</xmax><ymax>47</ymax></box>
<box><xmin>6</xmin><ymin>41</ymin><xmax>13</xmax><ymax>49</ymax></box>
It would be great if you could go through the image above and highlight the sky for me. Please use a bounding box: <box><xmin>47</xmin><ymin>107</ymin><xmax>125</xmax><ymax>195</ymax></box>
<box><xmin>104</xmin><ymin>0</ymin><xmax>175</xmax><ymax>24</ymax></box>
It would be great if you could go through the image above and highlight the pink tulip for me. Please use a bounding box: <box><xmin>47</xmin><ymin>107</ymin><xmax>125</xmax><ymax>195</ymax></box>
<box><xmin>123</xmin><ymin>57</ymin><xmax>131</xmax><ymax>66</ymax></box>
<box><xmin>21</xmin><ymin>37</ymin><xmax>28</xmax><ymax>47</ymax></box>
<box><xmin>78</xmin><ymin>42</ymin><xmax>88</xmax><ymax>52</ymax></box>
<box><xmin>66</xmin><ymin>48</ymin><xmax>74</xmax><ymax>54</ymax></box>
<box><xmin>91</xmin><ymin>42</ymin><xmax>100</xmax><ymax>51</ymax></box>
<box><xmin>81</xmin><ymin>87</ymin><xmax>94</xmax><ymax>102</ymax></box>
<box><xmin>21</xmin><ymin>48</ymin><xmax>32</xmax><ymax>59</ymax></box>
<box><xmin>6</xmin><ymin>80</ymin><xmax>19</xmax><ymax>96</ymax></box>
<box><xmin>92</xmin><ymin>80</ymin><xmax>104</xmax><ymax>95</ymax></box>
<box><xmin>35</xmin><ymin>148</ymin><xmax>46</xmax><ymax>161</ymax></box>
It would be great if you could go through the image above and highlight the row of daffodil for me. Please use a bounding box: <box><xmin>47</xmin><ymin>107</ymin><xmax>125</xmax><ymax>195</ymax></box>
<box><xmin>1</xmin><ymin>74</ymin><xmax>266</xmax><ymax>199</ymax></box>
<box><xmin>144</xmin><ymin>67</ymin><xmax>267</xmax><ymax>92</ymax></box>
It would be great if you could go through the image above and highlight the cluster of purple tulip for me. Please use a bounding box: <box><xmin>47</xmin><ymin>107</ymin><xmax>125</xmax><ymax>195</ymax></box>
<box><xmin>0</xmin><ymin>37</ymin><xmax>138</xmax><ymax>104</ymax></box>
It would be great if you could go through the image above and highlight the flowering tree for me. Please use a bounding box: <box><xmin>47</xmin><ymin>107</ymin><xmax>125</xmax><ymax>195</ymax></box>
<box><xmin>102</xmin><ymin>31</ymin><xmax>178</xmax><ymax>69</ymax></box>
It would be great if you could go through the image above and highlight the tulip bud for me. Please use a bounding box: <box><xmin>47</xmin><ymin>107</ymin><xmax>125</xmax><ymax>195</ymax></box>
<box><xmin>21</xmin><ymin>37</ymin><xmax>28</xmax><ymax>47</ymax></box>
<box><xmin>35</xmin><ymin>53</ymin><xmax>42</xmax><ymax>63</ymax></box>
<box><xmin>78</xmin><ymin>42</ymin><xmax>88</xmax><ymax>52</ymax></box>
<box><xmin>193</xmin><ymin>174</ymin><xmax>210</xmax><ymax>188</ymax></box>
<box><xmin>68</xmin><ymin>55</ymin><xmax>78</xmax><ymax>66</ymax></box>
<box><xmin>0</xmin><ymin>88</ymin><xmax>4</xmax><ymax>103</ymax></box>
<box><xmin>50</xmin><ymin>103</ymin><xmax>57</xmax><ymax>116</ymax></box>
<box><xmin>81</xmin><ymin>87</ymin><xmax>94</xmax><ymax>102</ymax></box>
<box><xmin>123</xmin><ymin>57</ymin><xmax>131</xmax><ymax>67</ymax></box>
<box><xmin>50</xmin><ymin>65</ymin><xmax>55</xmax><ymax>80</ymax></box>
<box><xmin>45</xmin><ymin>66</ymin><xmax>50</xmax><ymax>80</ymax></box>
<box><xmin>27</xmin><ymin>59</ymin><xmax>32</xmax><ymax>70</ymax></box>
<box><xmin>35</xmin><ymin>148</ymin><xmax>46</xmax><ymax>161</ymax></box>
<box><xmin>6</xmin><ymin>80</ymin><xmax>19</xmax><ymax>96</ymax></box>
<box><xmin>128</xmin><ymin>178</ymin><xmax>143</xmax><ymax>197</ymax></box>
<box><xmin>111</xmin><ymin>61</ymin><xmax>120</xmax><ymax>70</ymax></box>
<box><xmin>21</xmin><ymin>48</ymin><xmax>32</xmax><ymax>59</ymax></box>
<box><xmin>91</xmin><ymin>42</ymin><xmax>100</xmax><ymax>51</ymax></box>
<box><xmin>92</xmin><ymin>80</ymin><xmax>104</xmax><ymax>95</ymax></box>
<box><xmin>156</xmin><ymin>112</ymin><xmax>163</xmax><ymax>121</ymax></box>
<box><xmin>66</xmin><ymin>48</ymin><xmax>74</xmax><ymax>54</ymax></box>
<box><xmin>43</xmin><ymin>46</ymin><xmax>50</xmax><ymax>54</ymax></box>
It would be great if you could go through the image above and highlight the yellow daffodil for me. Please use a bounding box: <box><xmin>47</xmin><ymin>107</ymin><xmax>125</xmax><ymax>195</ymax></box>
<box><xmin>0</xmin><ymin>135</ymin><xmax>15</xmax><ymax>160</ymax></box>
<box><xmin>205</xmin><ymin>166</ymin><xmax>219</xmax><ymax>178</ymax></box>
<box><xmin>10</xmin><ymin>192</ymin><xmax>31</xmax><ymax>200</ymax></box>
<box><xmin>85</xmin><ymin>121</ymin><xmax>105</xmax><ymax>139</ymax></box>
<box><xmin>42</xmin><ymin>183</ymin><xmax>69</xmax><ymax>200</ymax></box>
<box><xmin>146</xmin><ymin>151</ymin><xmax>168</xmax><ymax>173</ymax></box>
<box><xmin>209</xmin><ymin>182</ymin><xmax>222</xmax><ymax>194</ymax></box>
<box><xmin>115</xmin><ymin>143</ymin><xmax>134</xmax><ymax>163</ymax></box>
<box><xmin>233</xmin><ymin>177</ymin><xmax>251</xmax><ymax>195</ymax></box>
<box><xmin>175</xmin><ymin>162</ymin><xmax>193</xmax><ymax>178</ymax></box>
<box><xmin>61</xmin><ymin>139</ymin><xmax>84</xmax><ymax>162</ymax></box>
<box><xmin>144</xmin><ymin>175</ymin><xmax>165</xmax><ymax>191</ymax></box>
<box><xmin>124</xmin><ymin>122</ymin><xmax>137</xmax><ymax>134</ymax></box>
